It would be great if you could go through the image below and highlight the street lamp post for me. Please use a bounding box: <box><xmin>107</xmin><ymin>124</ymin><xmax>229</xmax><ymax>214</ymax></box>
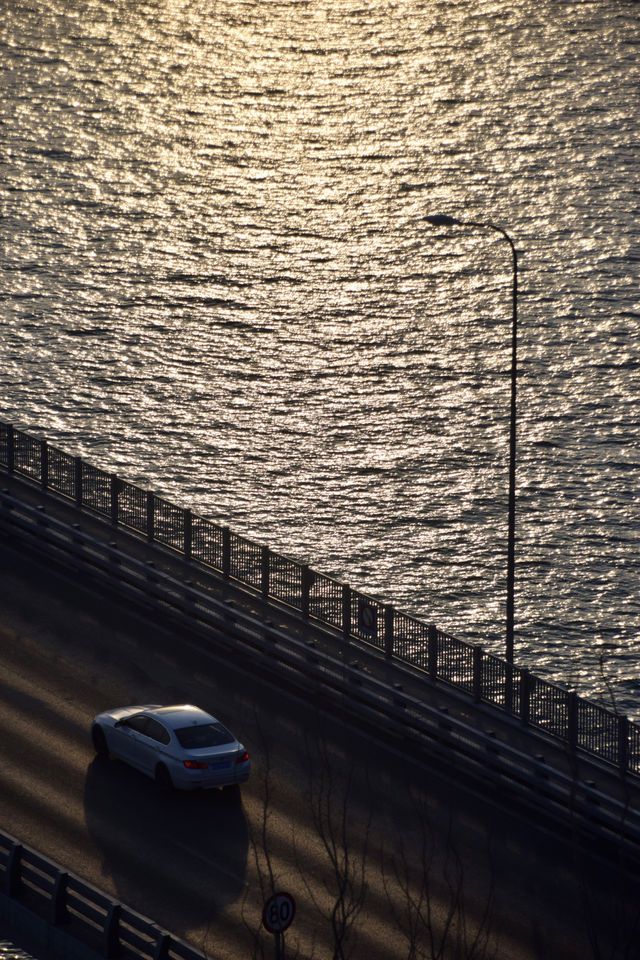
<box><xmin>425</xmin><ymin>214</ymin><xmax>518</xmax><ymax>667</ymax></box>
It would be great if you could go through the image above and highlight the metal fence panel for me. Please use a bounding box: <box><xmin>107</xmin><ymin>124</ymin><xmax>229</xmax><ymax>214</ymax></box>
<box><xmin>270</xmin><ymin>553</ymin><xmax>304</xmax><ymax>610</ymax></box>
<box><xmin>0</xmin><ymin>422</ymin><xmax>8</xmax><ymax>467</ymax></box>
<box><xmin>577</xmin><ymin>699</ymin><xmax>620</xmax><ymax>765</ymax></box>
<box><xmin>13</xmin><ymin>429</ymin><xmax>41</xmax><ymax>481</ymax></box>
<box><xmin>191</xmin><ymin>517</ymin><xmax>224</xmax><ymax>571</ymax></box>
<box><xmin>48</xmin><ymin>446</ymin><xmax>76</xmax><ymax>499</ymax></box>
<box><xmin>529</xmin><ymin>676</ymin><xmax>569</xmax><ymax>740</ymax></box>
<box><xmin>350</xmin><ymin>591</ymin><xmax>385</xmax><ymax>652</ymax></box>
<box><xmin>229</xmin><ymin>532</ymin><xmax>263</xmax><ymax>590</ymax></box>
<box><xmin>480</xmin><ymin>652</ymin><xmax>518</xmax><ymax>712</ymax></box>
<box><xmin>437</xmin><ymin>631</ymin><xmax>475</xmax><ymax>693</ymax></box>
<box><xmin>82</xmin><ymin>463</ymin><xmax>111</xmax><ymax>518</ymax></box>
<box><xmin>153</xmin><ymin>495</ymin><xmax>185</xmax><ymax>552</ymax></box>
<box><xmin>118</xmin><ymin>481</ymin><xmax>148</xmax><ymax>535</ymax></box>
<box><xmin>393</xmin><ymin>611</ymin><xmax>430</xmax><ymax>669</ymax></box>
<box><xmin>308</xmin><ymin>571</ymin><xmax>343</xmax><ymax>630</ymax></box>
<box><xmin>630</xmin><ymin>722</ymin><xmax>640</xmax><ymax>776</ymax></box>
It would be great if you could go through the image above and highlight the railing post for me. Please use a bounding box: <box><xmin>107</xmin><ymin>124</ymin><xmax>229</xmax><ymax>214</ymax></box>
<box><xmin>428</xmin><ymin>624</ymin><xmax>438</xmax><ymax>679</ymax></box>
<box><xmin>618</xmin><ymin>715</ymin><xmax>630</xmax><ymax>777</ymax></box>
<box><xmin>74</xmin><ymin>456</ymin><xmax>83</xmax><ymax>507</ymax></box>
<box><xmin>473</xmin><ymin>645</ymin><xmax>483</xmax><ymax>703</ymax></box>
<box><xmin>153</xmin><ymin>931</ymin><xmax>171</xmax><ymax>960</ymax></box>
<box><xmin>567</xmin><ymin>690</ymin><xmax>578</xmax><ymax>752</ymax></box>
<box><xmin>222</xmin><ymin>526</ymin><xmax>231</xmax><ymax>579</ymax></box>
<box><xmin>110</xmin><ymin>475</ymin><xmax>120</xmax><ymax>525</ymax></box>
<box><xmin>519</xmin><ymin>668</ymin><xmax>531</xmax><ymax>726</ymax></box>
<box><xmin>184</xmin><ymin>508</ymin><xmax>192</xmax><ymax>561</ymax></box>
<box><xmin>41</xmin><ymin>439</ymin><xmax>48</xmax><ymax>490</ymax></box>
<box><xmin>261</xmin><ymin>545</ymin><xmax>270</xmax><ymax>598</ymax></box>
<box><xmin>301</xmin><ymin>564</ymin><xmax>311</xmax><ymax>619</ymax></box>
<box><xmin>103</xmin><ymin>902</ymin><xmax>121</xmax><ymax>959</ymax></box>
<box><xmin>146</xmin><ymin>491</ymin><xmax>155</xmax><ymax>542</ymax></box>
<box><xmin>51</xmin><ymin>870</ymin><xmax>68</xmax><ymax>925</ymax></box>
<box><xmin>505</xmin><ymin>660</ymin><xmax>514</xmax><ymax>715</ymax></box>
<box><xmin>6</xmin><ymin>423</ymin><xmax>14</xmax><ymax>472</ymax></box>
<box><xmin>342</xmin><ymin>585</ymin><xmax>351</xmax><ymax>641</ymax></box>
<box><xmin>6</xmin><ymin>841</ymin><xmax>22</xmax><ymax>898</ymax></box>
<box><xmin>384</xmin><ymin>605</ymin><xmax>394</xmax><ymax>659</ymax></box>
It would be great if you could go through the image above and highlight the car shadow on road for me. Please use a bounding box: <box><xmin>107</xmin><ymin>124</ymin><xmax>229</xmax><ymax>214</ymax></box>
<box><xmin>83</xmin><ymin>755</ymin><xmax>249</xmax><ymax>936</ymax></box>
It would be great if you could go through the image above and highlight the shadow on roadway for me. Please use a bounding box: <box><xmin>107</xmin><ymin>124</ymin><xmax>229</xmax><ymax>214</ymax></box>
<box><xmin>84</xmin><ymin>755</ymin><xmax>248</xmax><ymax>935</ymax></box>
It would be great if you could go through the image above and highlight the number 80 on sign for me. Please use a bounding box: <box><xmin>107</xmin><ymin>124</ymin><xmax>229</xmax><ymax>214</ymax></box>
<box><xmin>262</xmin><ymin>892</ymin><xmax>296</xmax><ymax>933</ymax></box>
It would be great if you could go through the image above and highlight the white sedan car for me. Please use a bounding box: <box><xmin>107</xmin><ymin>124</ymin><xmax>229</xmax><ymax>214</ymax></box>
<box><xmin>91</xmin><ymin>704</ymin><xmax>251</xmax><ymax>791</ymax></box>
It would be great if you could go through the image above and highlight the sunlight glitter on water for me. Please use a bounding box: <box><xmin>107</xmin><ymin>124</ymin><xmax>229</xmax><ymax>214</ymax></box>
<box><xmin>1</xmin><ymin>0</ymin><xmax>639</xmax><ymax>716</ymax></box>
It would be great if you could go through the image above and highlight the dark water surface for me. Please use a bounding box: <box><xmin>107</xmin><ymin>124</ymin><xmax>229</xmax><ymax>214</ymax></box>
<box><xmin>1</xmin><ymin>0</ymin><xmax>639</xmax><ymax>715</ymax></box>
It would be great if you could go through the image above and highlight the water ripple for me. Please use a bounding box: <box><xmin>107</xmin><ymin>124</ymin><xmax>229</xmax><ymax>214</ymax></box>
<box><xmin>1</xmin><ymin>0</ymin><xmax>639</xmax><ymax>717</ymax></box>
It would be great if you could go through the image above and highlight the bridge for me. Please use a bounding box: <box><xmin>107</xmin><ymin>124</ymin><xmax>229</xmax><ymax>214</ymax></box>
<box><xmin>1</xmin><ymin>421</ymin><xmax>640</xmax><ymax>960</ymax></box>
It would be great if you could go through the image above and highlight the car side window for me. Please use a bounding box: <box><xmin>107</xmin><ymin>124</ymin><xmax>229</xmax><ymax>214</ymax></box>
<box><xmin>145</xmin><ymin>717</ymin><xmax>171</xmax><ymax>745</ymax></box>
<box><xmin>125</xmin><ymin>715</ymin><xmax>150</xmax><ymax>735</ymax></box>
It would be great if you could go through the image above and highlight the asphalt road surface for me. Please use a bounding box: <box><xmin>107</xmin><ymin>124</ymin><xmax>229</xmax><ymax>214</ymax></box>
<box><xmin>0</xmin><ymin>540</ymin><xmax>638</xmax><ymax>960</ymax></box>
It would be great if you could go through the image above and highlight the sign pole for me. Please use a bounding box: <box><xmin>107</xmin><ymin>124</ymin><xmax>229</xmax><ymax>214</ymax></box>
<box><xmin>275</xmin><ymin>929</ymin><xmax>284</xmax><ymax>960</ymax></box>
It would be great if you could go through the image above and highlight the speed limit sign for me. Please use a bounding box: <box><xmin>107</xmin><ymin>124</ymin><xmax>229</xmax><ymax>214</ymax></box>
<box><xmin>262</xmin><ymin>892</ymin><xmax>296</xmax><ymax>934</ymax></box>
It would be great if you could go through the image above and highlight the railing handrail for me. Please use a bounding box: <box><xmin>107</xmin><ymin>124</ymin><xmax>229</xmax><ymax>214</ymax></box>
<box><xmin>1</xmin><ymin>419</ymin><xmax>637</xmax><ymax>777</ymax></box>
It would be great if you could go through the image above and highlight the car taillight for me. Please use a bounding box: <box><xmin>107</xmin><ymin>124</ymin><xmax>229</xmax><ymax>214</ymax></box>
<box><xmin>183</xmin><ymin>760</ymin><xmax>208</xmax><ymax>770</ymax></box>
<box><xmin>236</xmin><ymin>751</ymin><xmax>249</xmax><ymax>764</ymax></box>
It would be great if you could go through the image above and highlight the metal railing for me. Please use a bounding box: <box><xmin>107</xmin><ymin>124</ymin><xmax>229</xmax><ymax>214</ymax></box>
<box><xmin>1</xmin><ymin>419</ymin><xmax>637</xmax><ymax>777</ymax></box>
<box><xmin>0</xmin><ymin>830</ymin><xmax>208</xmax><ymax>960</ymax></box>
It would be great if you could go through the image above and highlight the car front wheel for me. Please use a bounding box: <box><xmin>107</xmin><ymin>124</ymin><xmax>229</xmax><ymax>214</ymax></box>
<box><xmin>92</xmin><ymin>725</ymin><xmax>109</xmax><ymax>757</ymax></box>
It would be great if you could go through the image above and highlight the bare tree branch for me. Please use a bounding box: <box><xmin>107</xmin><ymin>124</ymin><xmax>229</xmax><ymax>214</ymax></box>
<box><xmin>296</xmin><ymin>729</ymin><xmax>371</xmax><ymax>960</ymax></box>
<box><xmin>241</xmin><ymin>715</ymin><xmax>304</xmax><ymax>960</ymax></box>
<box><xmin>381</xmin><ymin>785</ymin><xmax>496</xmax><ymax>960</ymax></box>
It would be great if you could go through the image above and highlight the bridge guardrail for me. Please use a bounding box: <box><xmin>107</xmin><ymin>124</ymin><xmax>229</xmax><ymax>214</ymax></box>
<box><xmin>0</xmin><ymin>830</ymin><xmax>209</xmax><ymax>960</ymax></box>
<box><xmin>0</xmin><ymin>419</ymin><xmax>638</xmax><ymax>778</ymax></box>
<box><xmin>1</xmin><ymin>488</ymin><xmax>639</xmax><ymax>856</ymax></box>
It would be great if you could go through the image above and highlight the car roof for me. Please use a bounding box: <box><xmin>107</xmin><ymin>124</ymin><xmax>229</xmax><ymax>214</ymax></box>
<box><xmin>144</xmin><ymin>704</ymin><xmax>217</xmax><ymax>730</ymax></box>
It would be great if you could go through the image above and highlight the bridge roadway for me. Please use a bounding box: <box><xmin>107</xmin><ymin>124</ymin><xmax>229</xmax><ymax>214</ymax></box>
<box><xmin>1</xmin><ymin>471</ymin><xmax>639</xmax><ymax>959</ymax></box>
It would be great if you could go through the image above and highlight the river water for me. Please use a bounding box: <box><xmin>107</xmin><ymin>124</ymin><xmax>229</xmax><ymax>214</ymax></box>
<box><xmin>1</xmin><ymin>0</ymin><xmax>639</xmax><ymax>716</ymax></box>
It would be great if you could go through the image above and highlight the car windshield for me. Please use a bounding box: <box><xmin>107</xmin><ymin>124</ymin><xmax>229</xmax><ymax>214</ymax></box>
<box><xmin>175</xmin><ymin>722</ymin><xmax>235</xmax><ymax>749</ymax></box>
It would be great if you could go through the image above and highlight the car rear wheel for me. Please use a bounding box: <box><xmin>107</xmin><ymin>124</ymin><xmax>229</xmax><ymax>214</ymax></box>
<box><xmin>92</xmin><ymin>725</ymin><xmax>109</xmax><ymax>757</ymax></box>
<box><xmin>155</xmin><ymin>763</ymin><xmax>173</xmax><ymax>790</ymax></box>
